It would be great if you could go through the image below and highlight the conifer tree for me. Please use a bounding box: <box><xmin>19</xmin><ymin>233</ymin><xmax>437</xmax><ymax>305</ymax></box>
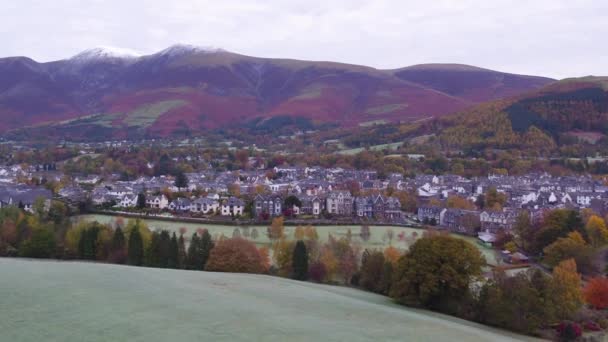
<box><xmin>186</xmin><ymin>233</ymin><xmax>201</xmax><ymax>270</ymax></box>
<box><xmin>109</xmin><ymin>227</ymin><xmax>126</xmax><ymax>263</ymax></box>
<box><xmin>199</xmin><ymin>229</ymin><xmax>214</xmax><ymax>270</ymax></box>
<box><xmin>168</xmin><ymin>232</ymin><xmax>179</xmax><ymax>269</ymax></box>
<box><xmin>128</xmin><ymin>227</ymin><xmax>144</xmax><ymax>266</ymax></box>
<box><xmin>292</xmin><ymin>240</ymin><xmax>308</xmax><ymax>280</ymax></box>
<box><xmin>178</xmin><ymin>233</ymin><xmax>186</xmax><ymax>269</ymax></box>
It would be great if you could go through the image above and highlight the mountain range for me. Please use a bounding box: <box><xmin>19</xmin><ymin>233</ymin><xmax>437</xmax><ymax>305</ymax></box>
<box><xmin>0</xmin><ymin>44</ymin><xmax>557</xmax><ymax>140</ymax></box>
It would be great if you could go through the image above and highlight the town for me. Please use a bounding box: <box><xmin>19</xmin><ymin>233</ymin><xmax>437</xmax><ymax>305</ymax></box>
<box><xmin>3</xmin><ymin>159</ymin><xmax>608</xmax><ymax>249</ymax></box>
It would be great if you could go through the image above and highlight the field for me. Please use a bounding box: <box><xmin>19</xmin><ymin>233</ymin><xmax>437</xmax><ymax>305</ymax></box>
<box><xmin>75</xmin><ymin>214</ymin><xmax>502</xmax><ymax>266</ymax></box>
<box><xmin>0</xmin><ymin>259</ymin><xmax>535</xmax><ymax>341</ymax></box>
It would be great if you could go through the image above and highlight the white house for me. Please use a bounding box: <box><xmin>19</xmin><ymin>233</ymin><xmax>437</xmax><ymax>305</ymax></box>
<box><xmin>221</xmin><ymin>197</ymin><xmax>245</xmax><ymax>216</ymax></box>
<box><xmin>147</xmin><ymin>195</ymin><xmax>169</xmax><ymax>209</ymax></box>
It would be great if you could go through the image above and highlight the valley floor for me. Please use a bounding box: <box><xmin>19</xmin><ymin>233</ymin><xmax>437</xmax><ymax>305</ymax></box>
<box><xmin>0</xmin><ymin>258</ymin><xmax>538</xmax><ymax>342</ymax></box>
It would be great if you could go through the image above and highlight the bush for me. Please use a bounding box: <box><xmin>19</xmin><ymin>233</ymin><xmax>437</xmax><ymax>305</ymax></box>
<box><xmin>205</xmin><ymin>238</ymin><xmax>265</xmax><ymax>274</ymax></box>
<box><xmin>556</xmin><ymin>321</ymin><xmax>582</xmax><ymax>341</ymax></box>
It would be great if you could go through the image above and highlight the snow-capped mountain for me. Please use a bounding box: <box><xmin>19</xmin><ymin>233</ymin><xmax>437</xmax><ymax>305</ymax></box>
<box><xmin>0</xmin><ymin>45</ymin><xmax>555</xmax><ymax>140</ymax></box>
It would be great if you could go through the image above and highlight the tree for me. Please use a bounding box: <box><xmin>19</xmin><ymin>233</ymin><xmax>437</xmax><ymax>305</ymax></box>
<box><xmin>384</xmin><ymin>246</ymin><xmax>400</xmax><ymax>265</ymax></box>
<box><xmin>583</xmin><ymin>277</ymin><xmax>608</xmax><ymax>309</ymax></box>
<box><xmin>267</xmin><ymin>216</ymin><xmax>284</xmax><ymax>240</ymax></box>
<box><xmin>446</xmin><ymin>196</ymin><xmax>475</xmax><ymax>210</ymax></box>
<box><xmin>360</xmin><ymin>225</ymin><xmax>371</xmax><ymax>241</ymax></box>
<box><xmin>127</xmin><ymin>227</ymin><xmax>144</xmax><ymax>266</ymax></box>
<box><xmin>390</xmin><ymin>235</ymin><xmax>485</xmax><ymax>310</ymax></box>
<box><xmin>308</xmin><ymin>261</ymin><xmax>327</xmax><ymax>283</ymax></box>
<box><xmin>174</xmin><ymin>170</ymin><xmax>189</xmax><ymax>191</ymax></box>
<box><xmin>199</xmin><ymin>229</ymin><xmax>214</xmax><ymax>270</ymax></box>
<box><xmin>543</xmin><ymin>231</ymin><xmax>595</xmax><ymax>273</ymax></box>
<box><xmin>19</xmin><ymin>227</ymin><xmax>55</xmax><ymax>258</ymax></box>
<box><xmin>292</xmin><ymin>240</ymin><xmax>309</xmax><ymax>280</ymax></box>
<box><xmin>186</xmin><ymin>233</ymin><xmax>201</xmax><ymax>270</ymax></box>
<box><xmin>550</xmin><ymin>259</ymin><xmax>583</xmax><ymax>320</ymax></box>
<box><xmin>168</xmin><ymin>232</ymin><xmax>179</xmax><ymax>268</ymax></box>
<box><xmin>360</xmin><ymin>250</ymin><xmax>386</xmax><ymax>293</ymax></box>
<box><xmin>585</xmin><ymin>215</ymin><xmax>608</xmax><ymax>248</ymax></box>
<box><xmin>250</xmin><ymin>227</ymin><xmax>259</xmax><ymax>240</ymax></box>
<box><xmin>272</xmin><ymin>238</ymin><xmax>295</xmax><ymax>276</ymax></box>
<box><xmin>319</xmin><ymin>246</ymin><xmax>338</xmax><ymax>281</ymax></box>
<box><xmin>205</xmin><ymin>237</ymin><xmax>265</xmax><ymax>273</ymax></box>
<box><xmin>136</xmin><ymin>192</ymin><xmax>147</xmax><ymax>209</ymax></box>
<box><xmin>284</xmin><ymin>195</ymin><xmax>302</xmax><ymax>210</ymax></box>
<box><xmin>109</xmin><ymin>227</ymin><xmax>126</xmax><ymax>263</ymax></box>
<box><xmin>484</xmin><ymin>187</ymin><xmax>507</xmax><ymax>210</ymax></box>
<box><xmin>477</xmin><ymin>270</ymin><xmax>545</xmax><ymax>334</ymax></box>
<box><xmin>177</xmin><ymin>233</ymin><xmax>186</xmax><ymax>268</ymax></box>
<box><xmin>513</xmin><ymin>211</ymin><xmax>532</xmax><ymax>252</ymax></box>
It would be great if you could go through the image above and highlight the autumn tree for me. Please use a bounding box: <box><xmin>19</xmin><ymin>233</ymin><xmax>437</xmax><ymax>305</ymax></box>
<box><xmin>543</xmin><ymin>231</ymin><xmax>595</xmax><ymax>274</ymax></box>
<box><xmin>360</xmin><ymin>250</ymin><xmax>386</xmax><ymax>293</ymax></box>
<box><xmin>205</xmin><ymin>237</ymin><xmax>265</xmax><ymax>274</ymax></box>
<box><xmin>272</xmin><ymin>238</ymin><xmax>295</xmax><ymax>276</ymax></box>
<box><xmin>513</xmin><ymin>211</ymin><xmax>532</xmax><ymax>252</ymax></box>
<box><xmin>384</xmin><ymin>246</ymin><xmax>400</xmax><ymax>265</ymax></box>
<box><xmin>267</xmin><ymin>216</ymin><xmax>284</xmax><ymax>240</ymax></box>
<box><xmin>550</xmin><ymin>259</ymin><xmax>583</xmax><ymax>320</ymax></box>
<box><xmin>584</xmin><ymin>277</ymin><xmax>608</xmax><ymax>309</ymax></box>
<box><xmin>360</xmin><ymin>225</ymin><xmax>371</xmax><ymax>241</ymax></box>
<box><xmin>390</xmin><ymin>235</ymin><xmax>485</xmax><ymax>310</ymax></box>
<box><xmin>292</xmin><ymin>240</ymin><xmax>309</xmax><ymax>280</ymax></box>
<box><xmin>585</xmin><ymin>215</ymin><xmax>608</xmax><ymax>248</ymax></box>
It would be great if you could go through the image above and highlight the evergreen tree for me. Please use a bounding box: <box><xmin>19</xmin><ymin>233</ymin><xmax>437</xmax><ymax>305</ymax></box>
<box><xmin>146</xmin><ymin>231</ymin><xmax>162</xmax><ymax>267</ymax></box>
<box><xmin>159</xmin><ymin>230</ymin><xmax>171</xmax><ymax>268</ymax></box>
<box><xmin>292</xmin><ymin>240</ymin><xmax>308</xmax><ymax>280</ymax></box>
<box><xmin>168</xmin><ymin>232</ymin><xmax>179</xmax><ymax>269</ymax></box>
<box><xmin>199</xmin><ymin>229</ymin><xmax>214</xmax><ymax>270</ymax></box>
<box><xmin>174</xmin><ymin>170</ymin><xmax>189</xmax><ymax>191</ymax></box>
<box><xmin>157</xmin><ymin>154</ymin><xmax>171</xmax><ymax>176</ymax></box>
<box><xmin>110</xmin><ymin>227</ymin><xmax>126</xmax><ymax>263</ymax></box>
<box><xmin>178</xmin><ymin>233</ymin><xmax>187</xmax><ymax>269</ymax></box>
<box><xmin>128</xmin><ymin>227</ymin><xmax>144</xmax><ymax>266</ymax></box>
<box><xmin>186</xmin><ymin>233</ymin><xmax>201</xmax><ymax>270</ymax></box>
<box><xmin>136</xmin><ymin>192</ymin><xmax>147</xmax><ymax>209</ymax></box>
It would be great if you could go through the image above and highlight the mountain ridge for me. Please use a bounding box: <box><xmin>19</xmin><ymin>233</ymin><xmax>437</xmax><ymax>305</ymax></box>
<box><xmin>0</xmin><ymin>45</ymin><xmax>556</xmax><ymax>140</ymax></box>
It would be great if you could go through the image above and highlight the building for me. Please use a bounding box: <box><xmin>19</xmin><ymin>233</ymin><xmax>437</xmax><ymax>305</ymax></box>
<box><xmin>253</xmin><ymin>194</ymin><xmax>283</xmax><ymax>218</ymax></box>
<box><xmin>221</xmin><ymin>197</ymin><xmax>245</xmax><ymax>216</ymax></box>
<box><xmin>326</xmin><ymin>191</ymin><xmax>354</xmax><ymax>216</ymax></box>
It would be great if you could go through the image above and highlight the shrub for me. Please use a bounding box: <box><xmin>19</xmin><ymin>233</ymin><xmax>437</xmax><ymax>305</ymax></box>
<box><xmin>205</xmin><ymin>237</ymin><xmax>265</xmax><ymax>274</ymax></box>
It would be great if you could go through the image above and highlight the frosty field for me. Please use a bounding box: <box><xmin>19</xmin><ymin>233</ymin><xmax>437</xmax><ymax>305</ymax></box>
<box><xmin>76</xmin><ymin>214</ymin><xmax>501</xmax><ymax>265</ymax></box>
<box><xmin>0</xmin><ymin>259</ymin><xmax>533</xmax><ymax>342</ymax></box>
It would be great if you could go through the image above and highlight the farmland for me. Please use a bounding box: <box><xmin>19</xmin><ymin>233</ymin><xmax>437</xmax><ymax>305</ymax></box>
<box><xmin>0</xmin><ymin>259</ymin><xmax>534</xmax><ymax>342</ymax></box>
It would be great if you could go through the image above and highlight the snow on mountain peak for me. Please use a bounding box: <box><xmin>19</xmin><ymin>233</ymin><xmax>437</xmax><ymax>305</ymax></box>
<box><xmin>158</xmin><ymin>44</ymin><xmax>224</xmax><ymax>57</ymax></box>
<box><xmin>70</xmin><ymin>46</ymin><xmax>142</xmax><ymax>62</ymax></box>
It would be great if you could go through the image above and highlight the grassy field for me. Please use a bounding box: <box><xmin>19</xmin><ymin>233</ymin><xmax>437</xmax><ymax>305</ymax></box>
<box><xmin>0</xmin><ymin>259</ymin><xmax>535</xmax><ymax>342</ymax></box>
<box><xmin>75</xmin><ymin>214</ymin><xmax>502</xmax><ymax>266</ymax></box>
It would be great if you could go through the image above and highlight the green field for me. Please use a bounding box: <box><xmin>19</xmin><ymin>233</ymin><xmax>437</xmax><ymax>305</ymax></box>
<box><xmin>75</xmin><ymin>214</ymin><xmax>501</xmax><ymax>266</ymax></box>
<box><xmin>0</xmin><ymin>259</ymin><xmax>534</xmax><ymax>341</ymax></box>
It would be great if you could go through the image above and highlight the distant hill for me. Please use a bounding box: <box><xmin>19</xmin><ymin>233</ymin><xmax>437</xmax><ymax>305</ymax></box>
<box><xmin>0</xmin><ymin>45</ymin><xmax>554</xmax><ymax>140</ymax></box>
<box><xmin>341</xmin><ymin>77</ymin><xmax>608</xmax><ymax>154</ymax></box>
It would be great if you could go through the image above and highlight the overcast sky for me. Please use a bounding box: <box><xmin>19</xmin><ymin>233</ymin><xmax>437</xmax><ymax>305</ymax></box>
<box><xmin>1</xmin><ymin>0</ymin><xmax>606</xmax><ymax>79</ymax></box>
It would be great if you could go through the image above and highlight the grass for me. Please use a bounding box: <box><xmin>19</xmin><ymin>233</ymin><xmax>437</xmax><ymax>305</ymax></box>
<box><xmin>76</xmin><ymin>214</ymin><xmax>501</xmax><ymax>266</ymax></box>
<box><xmin>364</xmin><ymin>103</ymin><xmax>408</xmax><ymax>115</ymax></box>
<box><xmin>0</xmin><ymin>259</ymin><xmax>535</xmax><ymax>342</ymax></box>
<box><xmin>123</xmin><ymin>100</ymin><xmax>188</xmax><ymax>127</ymax></box>
<box><xmin>337</xmin><ymin>142</ymin><xmax>404</xmax><ymax>155</ymax></box>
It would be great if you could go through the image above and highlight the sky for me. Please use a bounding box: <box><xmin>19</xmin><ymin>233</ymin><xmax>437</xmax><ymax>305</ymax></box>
<box><xmin>1</xmin><ymin>0</ymin><xmax>606</xmax><ymax>79</ymax></box>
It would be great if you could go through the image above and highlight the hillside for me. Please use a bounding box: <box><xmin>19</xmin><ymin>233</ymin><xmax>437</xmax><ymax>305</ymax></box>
<box><xmin>339</xmin><ymin>76</ymin><xmax>608</xmax><ymax>155</ymax></box>
<box><xmin>0</xmin><ymin>45</ymin><xmax>553</xmax><ymax>140</ymax></box>
<box><xmin>0</xmin><ymin>259</ymin><xmax>533</xmax><ymax>342</ymax></box>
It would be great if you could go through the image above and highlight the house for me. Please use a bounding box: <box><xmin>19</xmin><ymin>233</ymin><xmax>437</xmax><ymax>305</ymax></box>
<box><xmin>0</xmin><ymin>186</ymin><xmax>53</xmax><ymax>213</ymax></box>
<box><xmin>146</xmin><ymin>195</ymin><xmax>169</xmax><ymax>210</ymax></box>
<box><xmin>298</xmin><ymin>195</ymin><xmax>323</xmax><ymax>216</ymax></box>
<box><xmin>221</xmin><ymin>197</ymin><xmax>245</xmax><ymax>216</ymax></box>
<box><xmin>168</xmin><ymin>197</ymin><xmax>192</xmax><ymax>212</ymax></box>
<box><xmin>480</xmin><ymin>210</ymin><xmax>518</xmax><ymax>233</ymax></box>
<box><xmin>326</xmin><ymin>191</ymin><xmax>354</xmax><ymax>216</ymax></box>
<box><xmin>190</xmin><ymin>198</ymin><xmax>219</xmax><ymax>214</ymax></box>
<box><xmin>417</xmin><ymin>206</ymin><xmax>445</xmax><ymax>225</ymax></box>
<box><xmin>253</xmin><ymin>194</ymin><xmax>283</xmax><ymax>218</ymax></box>
<box><xmin>441</xmin><ymin>209</ymin><xmax>481</xmax><ymax>235</ymax></box>
<box><xmin>118</xmin><ymin>195</ymin><xmax>138</xmax><ymax>208</ymax></box>
<box><xmin>355</xmin><ymin>196</ymin><xmax>374</xmax><ymax>218</ymax></box>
